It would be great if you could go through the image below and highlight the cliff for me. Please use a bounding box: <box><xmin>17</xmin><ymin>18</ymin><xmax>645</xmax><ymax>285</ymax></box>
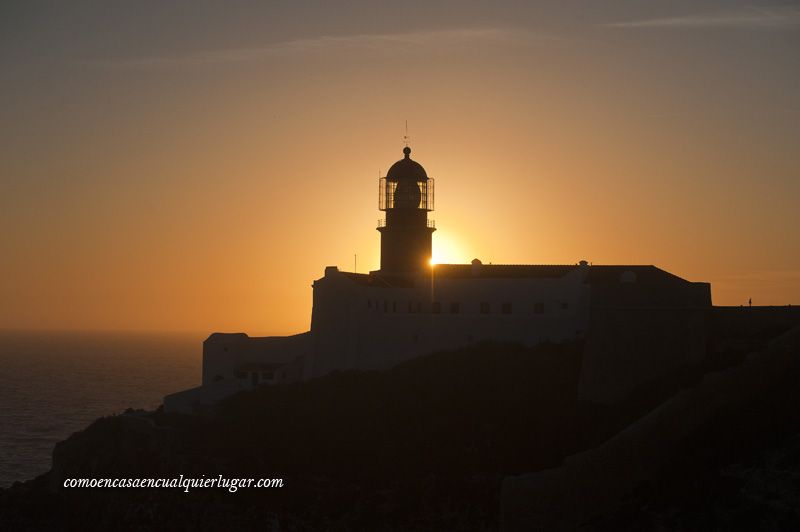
<box><xmin>1</xmin><ymin>341</ymin><xmax>586</xmax><ymax>531</ymax></box>
<box><xmin>2</xmin><ymin>312</ymin><xmax>800</xmax><ymax>531</ymax></box>
<box><xmin>503</xmin><ymin>325</ymin><xmax>800</xmax><ymax>531</ymax></box>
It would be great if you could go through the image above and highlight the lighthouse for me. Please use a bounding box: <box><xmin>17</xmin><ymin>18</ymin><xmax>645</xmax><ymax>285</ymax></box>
<box><xmin>377</xmin><ymin>146</ymin><xmax>435</xmax><ymax>272</ymax></box>
<box><xmin>164</xmin><ymin>142</ymin><xmax>714</xmax><ymax>414</ymax></box>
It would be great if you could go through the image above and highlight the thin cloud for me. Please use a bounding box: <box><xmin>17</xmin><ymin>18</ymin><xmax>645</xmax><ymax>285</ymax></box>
<box><xmin>720</xmin><ymin>270</ymin><xmax>800</xmax><ymax>282</ymax></box>
<box><xmin>97</xmin><ymin>28</ymin><xmax>557</xmax><ymax>69</ymax></box>
<box><xmin>605</xmin><ymin>6</ymin><xmax>800</xmax><ymax>29</ymax></box>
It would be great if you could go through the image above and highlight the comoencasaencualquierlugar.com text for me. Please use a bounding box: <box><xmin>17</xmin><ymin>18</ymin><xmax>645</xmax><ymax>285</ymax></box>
<box><xmin>63</xmin><ymin>475</ymin><xmax>284</xmax><ymax>493</ymax></box>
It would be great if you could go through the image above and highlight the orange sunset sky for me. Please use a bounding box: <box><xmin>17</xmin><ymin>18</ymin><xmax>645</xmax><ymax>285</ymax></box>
<box><xmin>1</xmin><ymin>2</ymin><xmax>799</xmax><ymax>335</ymax></box>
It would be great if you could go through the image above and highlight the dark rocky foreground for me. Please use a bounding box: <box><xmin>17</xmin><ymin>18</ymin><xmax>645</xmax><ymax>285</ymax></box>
<box><xmin>504</xmin><ymin>326</ymin><xmax>800</xmax><ymax>531</ymax></box>
<box><xmin>2</xmin><ymin>323</ymin><xmax>800</xmax><ymax>531</ymax></box>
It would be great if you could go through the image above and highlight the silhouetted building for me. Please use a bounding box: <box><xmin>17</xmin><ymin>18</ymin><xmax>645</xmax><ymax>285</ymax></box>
<box><xmin>165</xmin><ymin>146</ymin><xmax>712</xmax><ymax>413</ymax></box>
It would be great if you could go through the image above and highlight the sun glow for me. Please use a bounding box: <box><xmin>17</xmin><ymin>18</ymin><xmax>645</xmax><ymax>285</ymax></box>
<box><xmin>430</xmin><ymin>233</ymin><xmax>469</xmax><ymax>266</ymax></box>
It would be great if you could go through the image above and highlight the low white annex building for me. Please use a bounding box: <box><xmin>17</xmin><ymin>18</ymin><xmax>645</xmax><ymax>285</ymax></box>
<box><xmin>165</xmin><ymin>147</ymin><xmax>710</xmax><ymax>413</ymax></box>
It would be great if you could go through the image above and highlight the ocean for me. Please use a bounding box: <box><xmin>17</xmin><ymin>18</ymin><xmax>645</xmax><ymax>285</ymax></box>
<box><xmin>0</xmin><ymin>331</ymin><xmax>202</xmax><ymax>487</ymax></box>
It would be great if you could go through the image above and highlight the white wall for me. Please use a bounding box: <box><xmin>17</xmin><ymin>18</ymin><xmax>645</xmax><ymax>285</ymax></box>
<box><xmin>306</xmin><ymin>266</ymin><xmax>591</xmax><ymax>379</ymax></box>
<box><xmin>203</xmin><ymin>332</ymin><xmax>311</xmax><ymax>385</ymax></box>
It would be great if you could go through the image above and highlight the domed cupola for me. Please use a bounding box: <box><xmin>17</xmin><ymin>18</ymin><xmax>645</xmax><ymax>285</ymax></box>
<box><xmin>386</xmin><ymin>147</ymin><xmax>429</xmax><ymax>209</ymax></box>
<box><xmin>377</xmin><ymin>147</ymin><xmax>435</xmax><ymax>273</ymax></box>
<box><xmin>387</xmin><ymin>146</ymin><xmax>428</xmax><ymax>180</ymax></box>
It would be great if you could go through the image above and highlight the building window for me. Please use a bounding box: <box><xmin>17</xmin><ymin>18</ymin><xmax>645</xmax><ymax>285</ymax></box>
<box><xmin>412</xmin><ymin>333</ymin><xmax>419</xmax><ymax>343</ymax></box>
<box><xmin>432</xmin><ymin>302</ymin><xmax>441</xmax><ymax>314</ymax></box>
<box><xmin>392</xmin><ymin>301</ymin><xmax>397</xmax><ymax>312</ymax></box>
<box><xmin>383</xmin><ymin>300</ymin><xmax>388</xmax><ymax>312</ymax></box>
<box><xmin>417</xmin><ymin>301</ymin><xmax>422</xmax><ymax>313</ymax></box>
<box><xmin>261</xmin><ymin>371</ymin><xmax>274</xmax><ymax>380</ymax></box>
<box><xmin>408</xmin><ymin>301</ymin><xmax>413</xmax><ymax>313</ymax></box>
<box><xmin>235</xmin><ymin>370</ymin><xmax>246</xmax><ymax>379</ymax></box>
<box><xmin>480</xmin><ymin>302</ymin><xmax>490</xmax><ymax>314</ymax></box>
<box><xmin>561</xmin><ymin>302</ymin><xmax>569</xmax><ymax>310</ymax></box>
<box><xmin>367</xmin><ymin>299</ymin><xmax>371</xmax><ymax>309</ymax></box>
<box><xmin>534</xmin><ymin>302</ymin><xmax>544</xmax><ymax>314</ymax></box>
<box><xmin>501</xmin><ymin>302</ymin><xmax>512</xmax><ymax>314</ymax></box>
<box><xmin>450</xmin><ymin>302</ymin><xmax>460</xmax><ymax>314</ymax></box>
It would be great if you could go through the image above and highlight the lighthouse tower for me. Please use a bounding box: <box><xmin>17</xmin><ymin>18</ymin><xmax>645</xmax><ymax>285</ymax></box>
<box><xmin>377</xmin><ymin>147</ymin><xmax>435</xmax><ymax>272</ymax></box>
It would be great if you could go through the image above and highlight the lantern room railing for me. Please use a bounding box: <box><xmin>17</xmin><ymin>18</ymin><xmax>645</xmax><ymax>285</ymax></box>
<box><xmin>377</xmin><ymin>219</ymin><xmax>435</xmax><ymax>229</ymax></box>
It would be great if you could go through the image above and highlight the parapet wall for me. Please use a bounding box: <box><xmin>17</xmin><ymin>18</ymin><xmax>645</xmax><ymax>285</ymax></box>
<box><xmin>711</xmin><ymin>306</ymin><xmax>800</xmax><ymax>350</ymax></box>
<box><xmin>577</xmin><ymin>307</ymin><xmax>710</xmax><ymax>405</ymax></box>
<box><xmin>577</xmin><ymin>305</ymin><xmax>800</xmax><ymax>406</ymax></box>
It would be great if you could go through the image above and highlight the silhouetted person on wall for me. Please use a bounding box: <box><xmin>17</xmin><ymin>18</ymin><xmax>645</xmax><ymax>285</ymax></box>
<box><xmin>749</xmin><ymin>298</ymin><xmax>752</xmax><ymax>307</ymax></box>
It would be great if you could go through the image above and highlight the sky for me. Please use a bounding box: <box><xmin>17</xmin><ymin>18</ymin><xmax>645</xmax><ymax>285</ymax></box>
<box><xmin>1</xmin><ymin>1</ymin><xmax>799</xmax><ymax>335</ymax></box>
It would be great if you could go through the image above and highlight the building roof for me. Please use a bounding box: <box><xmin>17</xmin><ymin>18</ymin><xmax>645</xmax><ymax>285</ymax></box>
<box><xmin>338</xmin><ymin>264</ymin><xmax>579</xmax><ymax>286</ymax></box>
<box><xmin>338</xmin><ymin>264</ymin><xmax>697</xmax><ymax>286</ymax></box>
<box><xmin>336</xmin><ymin>263</ymin><xmax>710</xmax><ymax>306</ymax></box>
<box><xmin>584</xmin><ymin>265</ymin><xmax>689</xmax><ymax>284</ymax></box>
<box><xmin>432</xmin><ymin>264</ymin><xmax>579</xmax><ymax>279</ymax></box>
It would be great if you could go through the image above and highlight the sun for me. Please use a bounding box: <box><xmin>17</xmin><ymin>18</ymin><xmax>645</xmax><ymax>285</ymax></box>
<box><xmin>430</xmin><ymin>233</ymin><xmax>468</xmax><ymax>266</ymax></box>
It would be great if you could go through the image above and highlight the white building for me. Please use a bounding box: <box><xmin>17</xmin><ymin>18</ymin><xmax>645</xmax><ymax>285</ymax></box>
<box><xmin>165</xmin><ymin>147</ymin><xmax>710</xmax><ymax>413</ymax></box>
